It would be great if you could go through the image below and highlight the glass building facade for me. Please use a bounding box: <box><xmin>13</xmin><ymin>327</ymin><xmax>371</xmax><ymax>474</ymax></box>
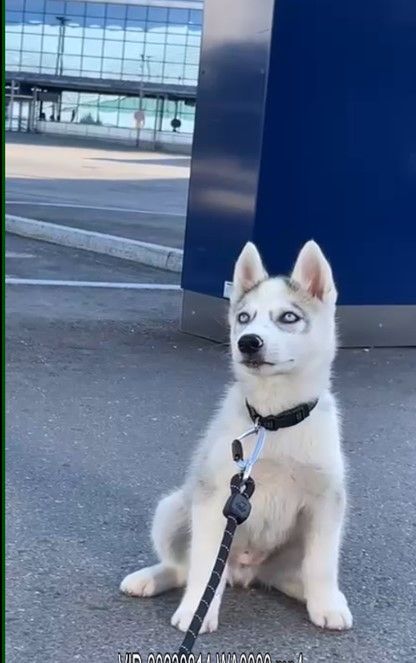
<box><xmin>6</xmin><ymin>0</ymin><xmax>203</xmax><ymax>133</ymax></box>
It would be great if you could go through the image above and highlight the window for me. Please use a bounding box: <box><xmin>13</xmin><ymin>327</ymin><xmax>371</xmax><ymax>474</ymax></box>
<box><xmin>25</xmin><ymin>0</ymin><xmax>45</xmax><ymax>14</ymax></box>
<box><xmin>6</xmin><ymin>50</ymin><xmax>21</xmax><ymax>69</ymax></box>
<box><xmin>106</xmin><ymin>4</ymin><xmax>126</xmax><ymax>20</ymax></box>
<box><xmin>102</xmin><ymin>57</ymin><xmax>122</xmax><ymax>76</ymax></box>
<box><xmin>168</xmin><ymin>9</ymin><xmax>189</xmax><ymax>26</ymax></box>
<box><xmin>45</xmin><ymin>1</ymin><xmax>65</xmax><ymax>13</ymax></box>
<box><xmin>64</xmin><ymin>37</ymin><xmax>83</xmax><ymax>55</ymax></box>
<box><xmin>43</xmin><ymin>13</ymin><xmax>61</xmax><ymax>27</ymax></box>
<box><xmin>184</xmin><ymin>64</ymin><xmax>198</xmax><ymax>83</ymax></box>
<box><xmin>41</xmin><ymin>51</ymin><xmax>56</xmax><ymax>70</ymax></box>
<box><xmin>121</xmin><ymin>59</ymin><xmax>138</xmax><ymax>76</ymax></box>
<box><xmin>148</xmin><ymin>7</ymin><xmax>167</xmax><ymax>23</ymax></box>
<box><xmin>147</xmin><ymin>59</ymin><xmax>163</xmax><ymax>81</ymax></box>
<box><xmin>65</xmin><ymin>18</ymin><xmax>84</xmax><ymax>30</ymax></box>
<box><xmin>42</xmin><ymin>31</ymin><xmax>59</xmax><ymax>53</ymax></box>
<box><xmin>163</xmin><ymin>62</ymin><xmax>185</xmax><ymax>84</ymax></box>
<box><xmin>85</xmin><ymin>17</ymin><xmax>105</xmax><ymax>31</ymax></box>
<box><xmin>166</xmin><ymin>30</ymin><xmax>187</xmax><ymax>45</ymax></box>
<box><xmin>189</xmin><ymin>10</ymin><xmax>202</xmax><ymax>26</ymax></box>
<box><xmin>143</xmin><ymin>42</ymin><xmax>163</xmax><ymax>61</ymax></box>
<box><xmin>103</xmin><ymin>39</ymin><xmax>123</xmax><ymax>59</ymax></box>
<box><xmin>23</xmin><ymin>15</ymin><xmax>44</xmax><ymax>31</ymax></box>
<box><xmin>146</xmin><ymin>28</ymin><xmax>167</xmax><ymax>45</ymax></box>
<box><xmin>123</xmin><ymin>41</ymin><xmax>141</xmax><ymax>60</ymax></box>
<box><xmin>82</xmin><ymin>68</ymin><xmax>101</xmax><ymax>79</ymax></box>
<box><xmin>125</xmin><ymin>18</ymin><xmax>145</xmax><ymax>37</ymax></box>
<box><xmin>66</xmin><ymin>2</ymin><xmax>85</xmax><ymax>17</ymax></box>
<box><xmin>187</xmin><ymin>34</ymin><xmax>201</xmax><ymax>48</ymax></box>
<box><xmin>21</xmin><ymin>50</ymin><xmax>41</xmax><ymax>69</ymax></box>
<box><xmin>165</xmin><ymin>44</ymin><xmax>186</xmax><ymax>64</ymax></box>
<box><xmin>63</xmin><ymin>54</ymin><xmax>82</xmax><ymax>72</ymax></box>
<box><xmin>104</xmin><ymin>23</ymin><xmax>123</xmax><ymax>40</ymax></box>
<box><xmin>7</xmin><ymin>0</ymin><xmax>25</xmax><ymax>10</ymax></box>
<box><xmin>82</xmin><ymin>37</ymin><xmax>102</xmax><ymax>57</ymax></box>
<box><xmin>81</xmin><ymin>55</ymin><xmax>101</xmax><ymax>74</ymax></box>
<box><xmin>21</xmin><ymin>32</ymin><xmax>42</xmax><ymax>51</ymax></box>
<box><xmin>86</xmin><ymin>3</ymin><xmax>105</xmax><ymax>19</ymax></box>
<box><xmin>6</xmin><ymin>31</ymin><xmax>22</xmax><ymax>51</ymax></box>
<box><xmin>5</xmin><ymin>0</ymin><xmax>201</xmax><ymax>131</ymax></box>
<box><xmin>185</xmin><ymin>46</ymin><xmax>200</xmax><ymax>65</ymax></box>
<box><xmin>127</xmin><ymin>5</ymin><xmax>147</xmax><ymax>21</ymax></box>
<box><xmin>6</xmin><ymin>11</ymin><xmax>24</xmax><ymax>26</ymax></box>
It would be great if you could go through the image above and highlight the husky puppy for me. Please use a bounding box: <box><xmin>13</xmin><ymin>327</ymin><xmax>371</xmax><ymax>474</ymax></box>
<box><xmin>121</xmin><ymin>241</ymin><xmax>352</xmax><ymax>634</ymax></box>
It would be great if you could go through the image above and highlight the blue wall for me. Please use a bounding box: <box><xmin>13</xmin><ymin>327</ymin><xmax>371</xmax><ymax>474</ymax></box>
<box><xmin>182</xmin><ymin>0</ymin><xmax>416</xmax><ymax>306</ymax></box>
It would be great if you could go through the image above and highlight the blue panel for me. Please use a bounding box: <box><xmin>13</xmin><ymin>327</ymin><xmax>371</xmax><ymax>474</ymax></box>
<box><xmin>181</xmin><ymin>0</ymin><xmax>275</xmax><ymax>296</ymax></box>
<box><xmin>255</xmin><ymin>0</ymin><xmax>416</xmax><ymax>306</ymax></box>
<box><xmin>182</xmin><ymin>0</ymin><xmax>416</xmax><ymax>306</ymax></box>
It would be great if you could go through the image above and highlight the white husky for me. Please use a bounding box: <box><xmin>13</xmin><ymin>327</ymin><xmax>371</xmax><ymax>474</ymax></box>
<box><xmin>120</xmin><ymin>240</ymin><xmax>352</xmax><ymax>634</ymax></box>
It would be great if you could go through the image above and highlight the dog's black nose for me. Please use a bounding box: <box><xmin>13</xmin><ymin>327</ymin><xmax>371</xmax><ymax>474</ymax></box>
<box><xmin>238</xmin><ymin>334</ymin><xmax>264</xmax><ymax>355</ymax></box>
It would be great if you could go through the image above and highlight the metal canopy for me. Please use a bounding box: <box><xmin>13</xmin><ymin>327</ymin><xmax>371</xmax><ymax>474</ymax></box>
<box><xmin>6</xmin><ymin>70</ymin><xmax>197</xmax><ymax>101</ymax></box>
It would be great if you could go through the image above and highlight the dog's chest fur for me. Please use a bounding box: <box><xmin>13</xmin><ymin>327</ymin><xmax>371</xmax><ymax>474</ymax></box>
<box><xmin>188</xmin><ymin>384</ymin><xmax>343</xmax><ymax>586</ymax></box>
<box><xmin>229</xmin><ymin>455</ymin><xmax>334</xmax><ymax>573</ymax></box>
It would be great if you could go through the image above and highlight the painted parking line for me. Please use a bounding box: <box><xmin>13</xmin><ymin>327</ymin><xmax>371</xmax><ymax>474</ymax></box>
<box><xmin>5</xmin><ymin>278</ymin><xmax>181</xmax><ymax>290</ymax></box>
<box><xmin>6</xmin><ymin>252</ymin><xmax>36</xmax><ymax>258</ymax></box>
<box><xmin>6</xmin><ymin>200</ymin><xmax>184</xmax><ymax>217</ymax></box>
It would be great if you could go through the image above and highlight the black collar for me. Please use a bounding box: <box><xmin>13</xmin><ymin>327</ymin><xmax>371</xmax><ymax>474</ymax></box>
<box><xmin>246</xmin><ymin>398</ymin><xmax>318</xmax><ymax>431</ymax></box>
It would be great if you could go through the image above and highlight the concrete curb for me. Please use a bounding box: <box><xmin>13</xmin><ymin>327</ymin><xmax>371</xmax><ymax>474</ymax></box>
<box><xmin>6</xmin><ymin>214</ymin><xmax>183</xmax><ymax>273</ymax></box>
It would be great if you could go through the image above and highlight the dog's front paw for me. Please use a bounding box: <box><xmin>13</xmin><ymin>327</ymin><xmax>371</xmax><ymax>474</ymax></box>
<box><xmin>171</xmin><ymin>602</ymin><xmax>219</xmax><ymax>634</ymax></box>
<box><xmin>307</xmin><ymin>590</ymin><xmax>352</xmax><ymax>630</ymax></box>
<box><xmin>120</xmin><ymin>568</ymin><xmax>157</xmax><ymax>597</ymax></box>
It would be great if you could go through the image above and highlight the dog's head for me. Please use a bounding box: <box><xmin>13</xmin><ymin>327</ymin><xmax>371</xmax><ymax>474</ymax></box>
<box><xmin>229</xmin><ymin>241</ymin><xmax>337</xmax><ymax>380</ymax></box>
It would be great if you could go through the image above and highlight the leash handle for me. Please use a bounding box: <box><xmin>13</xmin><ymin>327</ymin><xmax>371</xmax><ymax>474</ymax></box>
<box><xmin>178</xmin><ymin>475</ymin><xmax>255</xmax><ymax>655</ymax></box>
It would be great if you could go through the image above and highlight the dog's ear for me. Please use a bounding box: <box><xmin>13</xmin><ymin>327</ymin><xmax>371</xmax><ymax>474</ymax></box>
<box><xmin>292</xmin><ymin>240</ymin><xmax>337</xmax><ymax>304</ymax></box>
<box><xmin>231</xmin><ymin>242</ymin><xmax>268</xmax><ymax>304</ymax></box>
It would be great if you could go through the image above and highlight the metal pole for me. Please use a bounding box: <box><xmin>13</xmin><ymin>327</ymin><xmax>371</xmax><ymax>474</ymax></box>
<box><xmin>9</xmin><ymin>80</ymin><xmax>15</xmax><ymax>131</ymax></box>
<box><xmin>173</xmin><ymin>99</ymin><xmax>179</xmax><ymax>131</ymax></box>
<box><xmin>136</xmin><ymin>54</ymin><xmax>146</xmax><ymax>148</ymax></box>
<box><xmin>28</xmin><ymin>88</ymin><xmax>37</xmax><ymax>132</ymax></box>
<box><xmin>153</xmin><ymin>96</ymin><xmax>159</xmax><ymax>147</ymax></box>
<box><xmin>18</xmin><ymin>97</ymin><xmax>23</xmax><ymax>132</ymax></box>
<box><xmin>55</xmin><ymin>23</ymin><xmax>62</xmax><ymax>75</ymax></box>
<box><xmin>139</xmin><ymin>53</ymin><xmax>145</xmax><ymax>110</ymax></box>
<box><xmin>56</xmin><ymin>17</ymin><xmax>67</xmax><ymax>77</ymax></box>
<box><xmin>158</xmin><ymin>95</ymin><xmax>165</xmax><ymax>131</ymax></box>
<box><xmin>60</xmin><ymin>20</ymin><xmax>66</xmax><ymax>76</ymax></box>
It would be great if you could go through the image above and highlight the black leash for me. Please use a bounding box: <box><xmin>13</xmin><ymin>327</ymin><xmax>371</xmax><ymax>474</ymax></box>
<box><xmin>178</xmin><ymin>398</ymin><xmax>318</xmax><ymax>655</ymax></box>
<box><xmin>178</xmin><ymin>473</ymin><xmax>254</xmax><ymax>656</ymax></box>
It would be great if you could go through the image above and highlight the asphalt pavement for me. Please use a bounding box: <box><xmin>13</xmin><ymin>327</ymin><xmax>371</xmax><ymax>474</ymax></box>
<box><xmin>5</xmin><ymin>235</ymin><xmax>180</xmax><ymax>284</ymax></box>
<box><xmin>6</xmin><ymin>133</ymin><xmax>188</xmax><ymax>248</ymax></box>
<box><xmin>6</xmin><ymin>235</ymin><xmax>416</xmax><ymax>663</ymax></box>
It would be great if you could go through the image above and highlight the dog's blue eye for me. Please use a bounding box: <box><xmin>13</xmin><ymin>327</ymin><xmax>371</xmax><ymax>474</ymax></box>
<box><xmin>237</xmin><ymin>312</ymin><xmax>250</xmax><ymax>324</ymax></box>
<box><xmin>279</xmin><ymin>311</ymin><xmax>300</xmax><ymax>324</ymax></box>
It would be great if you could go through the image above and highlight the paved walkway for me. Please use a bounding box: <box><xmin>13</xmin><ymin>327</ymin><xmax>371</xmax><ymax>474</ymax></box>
<box><xmin>6</xmin><ymin>133</ymin><xmax>188</xmax><ymax>249</ymax></box>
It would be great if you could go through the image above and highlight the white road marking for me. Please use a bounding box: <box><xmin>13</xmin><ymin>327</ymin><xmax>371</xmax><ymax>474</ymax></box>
<box><xmin>6</xmin><ymin>252</ymin><xmax>35</xmax><ymax>258</ymax></box>
<box><xmin>5</xmin><ymin>278</ymin><xmax>181</xmax><ymax>290</ymax></box>
<box><xmin>6</xmin><ymin>200</ymin><xmax>184</xmax><ymax>217</ymax></box>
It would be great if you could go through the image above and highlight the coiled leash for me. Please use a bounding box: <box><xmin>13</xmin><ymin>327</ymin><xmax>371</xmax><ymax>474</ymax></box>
<box><xmin>178</xmin><ymin>398</ymin><xmax>318</xmax><ymax>656</ymax></box>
